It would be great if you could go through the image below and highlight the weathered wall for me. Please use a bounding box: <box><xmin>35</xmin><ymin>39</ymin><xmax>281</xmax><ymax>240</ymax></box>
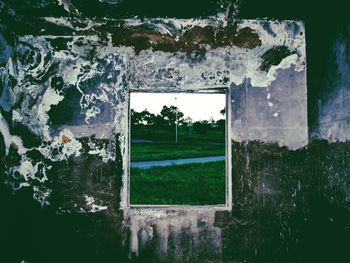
<box><xmin>0</xmin><ymin>16</ymin><xmax>308</xmax><ymax>205</ymax></box>
<box><xmin>1</xmin><ymin>1</ymin><xmax>350</xmax><ymax>263</ymax></box>
<box><xmin>315</xmin><ymin>26</ymin><xmax>350</xmax><ymax>141</ymax></box>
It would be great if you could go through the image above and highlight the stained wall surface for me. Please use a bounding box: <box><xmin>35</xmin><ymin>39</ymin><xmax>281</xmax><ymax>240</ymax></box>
<box><xmin>0</xmin><ymin>1</ymin><xmax>349</xmax><ymax>263</ymax></box>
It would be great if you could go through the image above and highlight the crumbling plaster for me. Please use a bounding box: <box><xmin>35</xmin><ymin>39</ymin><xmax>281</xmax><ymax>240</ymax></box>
<box><xmin>0</xmin><ymin>15</ymin><xmax>307</xmax><ymax>259</ymax></box>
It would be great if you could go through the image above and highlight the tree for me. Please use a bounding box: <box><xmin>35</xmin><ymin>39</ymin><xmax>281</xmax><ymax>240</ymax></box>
<box><xmin>183</xmin><ymin>116</ymin><xmax>193</xmax><ymax>125</ymax></box>
<box><xmin>131</xmin><ymin>109</ymin><xmax>142</xmax><ymax>125</ymax></box>
<box><xmin>131</xmin><ymin>109</ymin><xmax>156</xmax><ymax>125</ymax></box>
<box><xmin>180</xmin><ymin>117</ymin><xmax>192</xmax><ymax>132</ymax></box>
<box><xmin>193</xmin><ymin>120</ymin><xmax>210</xmax><ymax>135</ymax></box>
<box><xmin>142</xmin><ymin>111</ymin><xmax>156</xmax><ymax>125</ymax></box>
<box><xmin>217</xmin><ymin>119</ymin><xmax>225</xmax><ymax>132</ymax></box>
<box><xmin>160</xmin><ymin>105</ymin><xmax>184</xmax><ymax>126</ymax></box>
<box><xmin>209</xmin><ymin>116</ymin><xmax>217</xmax><ymax>128</ymax></box>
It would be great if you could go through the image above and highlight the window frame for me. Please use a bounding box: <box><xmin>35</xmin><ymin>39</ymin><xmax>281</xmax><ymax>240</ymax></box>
<box><xmin>126</xmin><ymin>88</ymin><xmax>232</xmax><ymax>211</ymax></box>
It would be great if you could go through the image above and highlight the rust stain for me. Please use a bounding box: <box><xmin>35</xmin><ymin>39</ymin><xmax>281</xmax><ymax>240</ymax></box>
<box><xmin>62</xmin><ymin>135</ymin><xmax>71</xmax><ymax>144</ymax></box>
<box><xmin>110</xmin><ymin>24</ymin><xmax>262</xmax><ymax>54</ymax></box>
<box><xmin>231</xmin><ymin>27</ymin><xmax>263</xmax><ymax>49</ymax></box>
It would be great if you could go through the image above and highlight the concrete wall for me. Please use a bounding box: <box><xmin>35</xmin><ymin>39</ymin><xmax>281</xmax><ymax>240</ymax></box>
<box><xmin>0</xmin><ymin>1</ymin><xmax>350</xmax><ymax>262</ymax></box>
<box><xmin>315</xmin><ymin>26</ymin><xmax>350</xmax><ymax>141</ymax></box>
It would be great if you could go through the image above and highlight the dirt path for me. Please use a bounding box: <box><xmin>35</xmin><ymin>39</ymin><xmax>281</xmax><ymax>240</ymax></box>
<box><xmin>131</xmin><ymin>155</ymin><xmax>225</xmax><ymax>169</ymax></box>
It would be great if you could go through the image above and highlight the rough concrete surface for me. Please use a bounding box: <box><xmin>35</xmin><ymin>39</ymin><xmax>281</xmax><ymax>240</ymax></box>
<box><xmin>0</xmin><ymin>0</ymin><xmax>350</xmax><ymax>262</ymax></box>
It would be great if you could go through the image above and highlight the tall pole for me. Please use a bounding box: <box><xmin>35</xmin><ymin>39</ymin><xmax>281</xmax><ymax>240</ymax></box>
<box><xmin>175</xmin><ymin>97</ymin><xmax>178</xmax><ymax>143</ymax></box>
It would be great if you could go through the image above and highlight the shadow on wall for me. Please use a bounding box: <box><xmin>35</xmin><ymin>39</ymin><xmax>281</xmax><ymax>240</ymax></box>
<box><xmin>0</xmin><ymin>134</ymin><xmax>129</xmax><ymax>263</ymax></box>
<box><xmin>217</xmin><ymin>140</ymin><xmax>350</xmax><ymax>263</ymax></box>
<box><xmin>315</xmin><ymin>26</ymin><xmax>350</xmax><ymax>141</ymax></box>
<box><xmin>2</xmin><ymin>135</ymin><xmax>350</xmax><ymax>262</ymax></box>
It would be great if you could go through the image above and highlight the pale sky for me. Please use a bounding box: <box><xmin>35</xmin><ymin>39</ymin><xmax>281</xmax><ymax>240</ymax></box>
<box><xmin>130</xmin><ymin>92</ymin><xmax>226</xmax><ymax>121</ymax></box>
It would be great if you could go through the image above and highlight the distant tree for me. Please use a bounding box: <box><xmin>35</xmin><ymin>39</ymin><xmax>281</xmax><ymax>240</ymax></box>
<box><xmin>142</xmin><ymin>111</ymin><xmax>156</xmax><ymax>125</ymax></box>
<box><xmin>152</xmin><ymin>114</ymin><xmax>165</xmax><ymax>127</ymax></box>
<box><xmin>209</xmin><ymin>116</ymin><xmax>217</xmax><ymax>128</ymax></box>
<box><xmin>183</xmin><ymin>116</ymin><xmax>193</xmax><ymax>126</ymax></box>
<box><xmin>160</xmin><ymin>105</ymin><xmax>184</xmax><ymax>126</ymax></box>
<box><xmin>217</xmin><ymin>119</ymin><xmax>225</xmax><ymax>132</ymax></box>
<box><xmin>193</xmin><ymin>120</ymin><xmax>210</xmax><ymax>135</ymax></box>
<box><xmin>181</xmin><ymin>116</ymin><xmax>193</xmax><ymax>132</ymax></box>
<box><xmin>131</xmin><ymin>109</ymin><xmax>142</xmax><ymax>125</ymax></box>
<box><xmin>131</xmin><ymin>109</ymin><xmax>156</xmax><ymax>125</ymax></box>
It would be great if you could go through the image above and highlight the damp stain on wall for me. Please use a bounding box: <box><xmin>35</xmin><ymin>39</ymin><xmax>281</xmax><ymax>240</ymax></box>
<box><xmin>6</xmin><ymin>1</ymin><xmax>347</xmax><ymax>262</ymax></box>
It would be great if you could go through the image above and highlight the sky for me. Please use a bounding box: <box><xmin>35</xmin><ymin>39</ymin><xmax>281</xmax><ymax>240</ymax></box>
<box><xmin>130</xmin><ymin>92</ymin><xmax>226</xmax><ymax>121</ymax></box>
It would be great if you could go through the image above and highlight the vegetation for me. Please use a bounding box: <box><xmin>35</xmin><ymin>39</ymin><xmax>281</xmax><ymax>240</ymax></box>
<box><xmin>131</xmin><ymin>141</ymin><xmax>224</xmax><ymax>162</ymax></box>
<box><xmin>130</xmin><ymin>161</ymin><xmax>226</xmax><ymax>205</ymax></box>
<box><xmin>131</xmin><ymin>105</ymin><xmax>225</xmax><ymax>140</ymax></box>
<box><xmin>131</xmin><ymin>105</ymin><xmax>184</xmax><ymax>127</ymax></box>
<box><xmin>130</xmin><ymin>104</ymin><xmax>226</xmax><ymax>205</ymax></box>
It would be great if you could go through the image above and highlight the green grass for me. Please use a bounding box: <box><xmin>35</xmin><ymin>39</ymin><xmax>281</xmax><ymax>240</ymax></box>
<box><xmin>178</xmin><ymin>130</ymin><xmax>225</xmax><ymax>143</ymax></box>
<box><xmin>132</xmin><ymin>128</ymin><xmax>225</xmax><ymax>143</ymax></box>
<box><xmin>130</xmin><ymin>161</ymin><xmax>226</xmax><ymax>205</ymax></box>
<box><xmin>131</xmin><ymin>141</ymin><xmax>225</xmax><ymax>162</ymax></box>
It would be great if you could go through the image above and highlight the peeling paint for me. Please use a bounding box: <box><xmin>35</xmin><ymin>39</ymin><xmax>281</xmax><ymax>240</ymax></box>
<box><xmin>0</xmin><ymin>16</ymin><xmax>308</xmax><ymax>261</ymax></box>
<box><xmin>84</xmin><ymin>195</ymin><xmax>108</xmax><ymax>213</ymax></box>
<box><xmin>2</xmin><ymin>1</ymin><xmax>350</xmax><ymax>262</ymax></box>
<box><xmin>125</xmin><ymin>208</ymin><xmax>221</xmax><ymax>259</ymax></box>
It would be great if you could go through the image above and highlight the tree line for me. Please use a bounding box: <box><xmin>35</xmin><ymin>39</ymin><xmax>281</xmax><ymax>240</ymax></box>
<box><xmin>131</xmin><ymin>105</ymin><xmax>225</xmax><ymax>135</ymax></box>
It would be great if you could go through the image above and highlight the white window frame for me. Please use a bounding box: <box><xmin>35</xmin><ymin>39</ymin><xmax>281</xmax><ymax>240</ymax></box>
<box><xmin>125</xmin><ymin>87</ymin><xmax>232</xmax><ymax>211</ymax></box>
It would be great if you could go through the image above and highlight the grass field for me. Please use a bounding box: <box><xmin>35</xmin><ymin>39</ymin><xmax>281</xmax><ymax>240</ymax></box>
<box><xmin>130</xmin><ymin>161</ymin><xmax>226</xmax><ymax>205</ymax></box>
<box><xmin>132</xmin><ymin>128</ymin><xmax>225</xmax><ymax>143</ymax></box>
<box><xmin>131</xmin><ymin>141</ymin><xmax>225</xmax><ymax>162</ymax></box>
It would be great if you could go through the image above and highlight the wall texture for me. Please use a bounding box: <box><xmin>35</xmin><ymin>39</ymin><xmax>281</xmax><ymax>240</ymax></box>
<box><xmin>0</xmin><ymin>1</ymin><xmax>349</xmax><ymax>263</ymax></box>
<box><xmin>315</xmin><ymin>27</ymin><xmax>350</xmax><ymax>141</ymax></box>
